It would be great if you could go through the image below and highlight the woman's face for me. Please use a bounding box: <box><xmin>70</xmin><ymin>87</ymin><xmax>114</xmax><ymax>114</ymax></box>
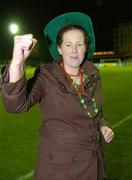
<box><xmin>57</xmin><ymin>29</ymin><xmax>87</xmax><ymax>68</ymax></box>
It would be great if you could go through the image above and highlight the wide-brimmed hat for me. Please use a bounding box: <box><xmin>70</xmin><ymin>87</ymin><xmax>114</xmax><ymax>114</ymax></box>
<box><xmin>44</xmin><ymin>12</ymin><xmax>95</xmax><ymax>60</ymax></box>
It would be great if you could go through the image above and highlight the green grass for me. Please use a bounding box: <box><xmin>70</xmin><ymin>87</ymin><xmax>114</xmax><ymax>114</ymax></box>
<box><xmin>101</xmin><ymin>66</ymin><xmax>132</xmax><ymax>180</ymax></box>
<box><xmin>0</xmin><ymin>66</ymin><xmax>132</xmax><ymax>180</ymax></box>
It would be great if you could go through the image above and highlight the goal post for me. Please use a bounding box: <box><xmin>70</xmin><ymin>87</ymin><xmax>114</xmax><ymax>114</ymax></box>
<box><xmin>99</xmin><ymin>58</ymin><xmax>122</xmax><ymax>67</ymax></box>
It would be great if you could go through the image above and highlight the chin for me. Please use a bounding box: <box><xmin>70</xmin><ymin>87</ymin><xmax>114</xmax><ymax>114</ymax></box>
<box><xmin>69</xmin><ymin>62</ymin><xmax>81</xmax><ymax>68</ymax></box>
<box><xmin>64</xmin><ymin>58</ymin><xmax>83</xmax><ymax>67</ymax></box>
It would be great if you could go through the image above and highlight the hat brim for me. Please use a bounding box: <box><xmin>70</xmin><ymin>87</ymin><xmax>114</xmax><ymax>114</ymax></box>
<box><xmin>44</xmin><ymin>12</ymin><xmax>95</xmax><ymax>60</ymax></box>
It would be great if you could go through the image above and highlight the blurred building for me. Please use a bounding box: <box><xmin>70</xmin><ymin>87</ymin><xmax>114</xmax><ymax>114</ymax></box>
<box><xmin>113</xmin><ymin>21</ymin><xmax>132</xmax><ymax>53</ymax></box>
<box><xmin>92</xmin><ymin>21</ymin><xmax>132</xmax><ymax>66</ymax></box>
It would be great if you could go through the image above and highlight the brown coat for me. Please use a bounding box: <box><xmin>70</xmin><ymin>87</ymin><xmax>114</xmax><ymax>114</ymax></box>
<box><xmin>0</xmin><ymin>60</ymin><xmax>109</xmax><ymax>180</ymax></box>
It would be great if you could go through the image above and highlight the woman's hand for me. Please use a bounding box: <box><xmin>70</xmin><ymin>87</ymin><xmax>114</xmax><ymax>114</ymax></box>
<box><xmin>11</xmin><ymin>34</ymin><xmax>37</xmax><ymax>66</ymax></box>
<box><xmin>9</xmin><ymin>34</ymin><xmax>37</xmax><ymax>82</ymax></box>
<box><xmin>101</xmin><ymin>126</ymin><xmax>114</xmax><ymax>143</ymax></box>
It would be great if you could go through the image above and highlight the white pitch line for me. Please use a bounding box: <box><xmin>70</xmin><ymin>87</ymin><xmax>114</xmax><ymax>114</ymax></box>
<box><xmin>16</xmin><ymin>113</ymin><xmax>132</xmax><ymax>180</ymax></box>
<box><xmin>112</xmin><ymin>113</ymin><xmax>132</xmax><ymax>129</ymax></box>
<box><xmin>16</xmin><ymin>170</ymin><xmax>34</xmax><ymax>180</ymax></box>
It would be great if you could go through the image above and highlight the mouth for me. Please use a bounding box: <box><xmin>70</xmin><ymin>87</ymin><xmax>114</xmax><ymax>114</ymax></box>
<box><xmin>70</xmin><ymin>56</ymin><xmax>78</xmax><ymax>59</ymax></box>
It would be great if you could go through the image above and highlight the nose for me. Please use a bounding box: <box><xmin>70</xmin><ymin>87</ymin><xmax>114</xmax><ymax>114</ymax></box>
<box><xmin>72</xmin><ymin>45</ymin><xmax>77</xmax><ymax>53</ymax></box>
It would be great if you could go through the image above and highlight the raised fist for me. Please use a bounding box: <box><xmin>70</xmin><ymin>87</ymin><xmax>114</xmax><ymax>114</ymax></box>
<box><xmin>11</xmin><ymin>34</ymin><xmax>37</xmax><ymax>66</ymax></box>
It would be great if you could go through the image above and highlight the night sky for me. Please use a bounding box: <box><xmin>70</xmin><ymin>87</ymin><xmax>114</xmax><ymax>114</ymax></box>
<box><xmin>0</xmin><ymin>0</ymin><xmax>131</xmax><ymax>60</ymax></box>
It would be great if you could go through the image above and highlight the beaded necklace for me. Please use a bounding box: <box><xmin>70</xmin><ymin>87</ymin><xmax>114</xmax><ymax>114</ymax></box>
<box><xmin>61</xmin><ymin>62</ymin><xmax>99</xmax><ymax>119</ymax></box>
<box><xmin>60</xmin><ymin>62</ymin><xmax>84</xmax><ymax>93</ymax></box>
<box><xmin>72</xmin><ymin>79</ymin><xmax>99</xmax><ymax>119</ymax></box>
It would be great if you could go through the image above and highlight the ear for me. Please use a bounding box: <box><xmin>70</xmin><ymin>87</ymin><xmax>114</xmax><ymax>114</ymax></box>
<box><xmin>57</xmin><ymin>46</ymin><xmax>62</xmax><ymax>55</ymax></box>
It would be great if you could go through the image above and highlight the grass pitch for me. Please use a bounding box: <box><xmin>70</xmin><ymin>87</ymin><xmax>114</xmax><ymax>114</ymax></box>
<box><xmin>0</xmin><ymin>65</ymin><xmax>132</xmax><ymax>180</ymax></box>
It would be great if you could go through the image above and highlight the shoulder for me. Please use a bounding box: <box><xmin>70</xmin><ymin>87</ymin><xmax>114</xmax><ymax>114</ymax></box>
<box><xmin>87</xmin><ymin>61</ymin><xmax>99</xmax><ymax>73</ymax></box>
<box><xmin>33</xmin><ymin>62</ymin><xmax>59</xmax><ymax>81</ymax></box>
<box><xmin>83</xmin><ymin>60</ymin><xmax>100</xmax><ymax>77</ymax></box>
<box><xmin>33</xmin><ymin>63</ymin><xmax>52</xmax><ymax>75</ymax></box>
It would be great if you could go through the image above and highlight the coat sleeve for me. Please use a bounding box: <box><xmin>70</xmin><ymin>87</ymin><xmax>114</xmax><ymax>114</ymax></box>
<box><xmin>0</xmin><ymin>64</ymin><xmax>47</xmax><ymax>113</ymax></box>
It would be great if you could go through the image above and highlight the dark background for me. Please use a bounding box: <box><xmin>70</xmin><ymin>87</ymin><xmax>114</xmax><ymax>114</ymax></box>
<box><xmin>0</xmin><ymin>0</ymin><xmax>131</xmax><ymax>61</ymax></box>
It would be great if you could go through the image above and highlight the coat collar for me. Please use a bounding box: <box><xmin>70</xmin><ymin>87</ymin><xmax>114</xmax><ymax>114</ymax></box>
<box><xmin>50</xmin><ymin>59</ymin><xmax>99</xmax><ymax>95</ymax></box>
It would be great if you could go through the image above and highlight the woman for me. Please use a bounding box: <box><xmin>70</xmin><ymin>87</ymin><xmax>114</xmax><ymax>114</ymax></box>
<box><xmin>1</xmin><ymin>12</ymin><xmax>114</xmax><ymax>180</ymax></box>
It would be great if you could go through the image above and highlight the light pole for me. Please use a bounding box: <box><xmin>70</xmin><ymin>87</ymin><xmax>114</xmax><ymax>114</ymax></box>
<box><xmin>5</xmin><ymin>23</ymin><xmax>19</xmax><ymax>59</ymax></box>
<box><xmin>9</xmin><ymin>23</ymin><xmax>19</xmax><ymax>34</ymax></box>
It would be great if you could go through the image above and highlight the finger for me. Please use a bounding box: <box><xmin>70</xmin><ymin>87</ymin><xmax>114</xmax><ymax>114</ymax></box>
<box><xmin>32</xmin><ymin>38</ymin><xmax>37</xmax><ymax>47</ymax></box>
<box><xmin>14</xmin><ymin>35</ymin><xmax>33</xmax><ymax>48</ymax></box>
<box><xmin>14</xmin><ymin>37</ymin><xmax>33</xmax><ymax>42</ymax></box>
<box><xmin>105</xmin><ymin>132</ymin><xmax>114</xmax><ymax>143</ymax></box>
<box><xmin>14</xmin><ymin>34</ymin><xmax>33</xmax><ymax>41</ymax></box>
<box><xmin>14</xmin><ymin>38</ymin><xmax>34</xmax><ymax>51</ymax></box>
<box><xmin>28</xmin><ymin>38</ymin><xmax>37</xmax><ymax>51</ymax></box>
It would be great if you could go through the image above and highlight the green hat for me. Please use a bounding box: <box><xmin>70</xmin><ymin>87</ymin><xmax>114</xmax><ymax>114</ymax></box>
<box><xmin>44</xmin><ymin>12</ymin><xmax>95</xmax><ymax>60</ymax></box>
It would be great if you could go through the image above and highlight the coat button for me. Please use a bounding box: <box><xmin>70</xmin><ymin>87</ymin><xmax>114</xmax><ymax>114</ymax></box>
<box><xmin>88</xmin><ymin>123</ymin><xmax>92</xmax><ymax>129</ymax></box>
<box><xmin>97</xmin><ymin>135</ymin><xmax>100</xmax><ymax>140</ymax></box>
<box><xmin>73</xmin><ymin>156</ymin><xmax>78</xmax><ymax>161</ymax></box>
<box><xmin>48</xmin><ymin>154</ymin><xmax>53</xmax><ymax>160</ymax></box>
<box><xmin>92</xmin><ymin>150</ymin><xmax>97</xmax><ymax>157</ymax></box>
<box><xmin>88</xmin><ymin>137</ymin><xmax>92</xmax><ymax>141</ymax></box>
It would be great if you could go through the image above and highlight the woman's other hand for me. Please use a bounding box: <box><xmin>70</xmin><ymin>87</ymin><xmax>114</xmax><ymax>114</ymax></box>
<box><xmin>101</xmin><ymin>126</ymin><xmax>114</xmax><ymax>143</ymax></box>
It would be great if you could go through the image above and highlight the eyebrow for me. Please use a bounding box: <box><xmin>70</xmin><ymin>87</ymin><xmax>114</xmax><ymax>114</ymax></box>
<box><xmin>63</xmin><ymin>41</ymin><xmax>84</xmax><ymax>44</ymax></box>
